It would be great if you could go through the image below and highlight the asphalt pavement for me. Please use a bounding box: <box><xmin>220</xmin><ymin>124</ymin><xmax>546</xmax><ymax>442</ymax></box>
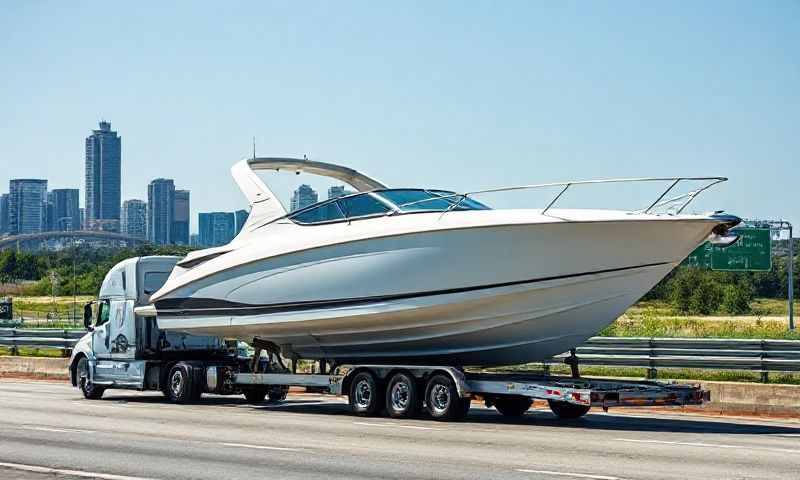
<box><xmin>0</xmin><ymin>379</ymin><xmax>798</xmax><ymax>480</ymax></box>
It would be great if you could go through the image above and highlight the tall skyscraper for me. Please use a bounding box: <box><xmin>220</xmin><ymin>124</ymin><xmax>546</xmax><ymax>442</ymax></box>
<box><xmin>122</xmin><ymin>199</ymin><xmax>147</xmax><ymax>240</ymax></box>
<box><xmin>0</xmin><ymin>193</ymin><xmax>9</xmax><ymax>235</ymax></box>
<box><xmin>48</xmin><ymin>189</ymin><xmax>81</xmax><ymax>232</ymax></box>
<box><xmin>8</xmin><ymin>179</ymin><xmax>47</xmax><ymax>235</ymax></box>
<box><xmin>290</xmin><ymin>184</ymin><xmax>318</xmax><ymax>211</ymax></box>
<box><xmin>327</xmin><ymin>185</ymin><xmax>354</xmax><ymax>199</ymax></box>
<box><xmin>198</xmin><ymin>212</ymin><xmax>235</xmax><ymax>247</ymax></box>
<box><xmin>171</xmin><ymin>190</ymin><xmax>190</xmax><ymax>245</ymax></box>
<box><xmin>234</xmin><ymin>209</ymin><xmax>249</xmax><ymax>235</ymax></box>
<box><xmin>85</xmin><ymin>121</ymin><xmax>121</xmax><ymax>232</ymax></box>
<box><xmin>147</xmin><ymin>178</ymin><xmax>175</xmax><ymax>245</ymax></box>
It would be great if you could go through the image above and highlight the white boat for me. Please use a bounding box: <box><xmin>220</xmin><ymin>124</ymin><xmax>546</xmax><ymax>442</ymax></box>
<box><xmin>146</xmin><ymin>157</ymin><xmax>740</xmax><ymax>366</ymax></box>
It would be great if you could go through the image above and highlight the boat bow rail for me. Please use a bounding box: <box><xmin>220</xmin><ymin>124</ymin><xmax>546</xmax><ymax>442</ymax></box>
<box><xmin>396</xmin><ymin>176</ymin><xmax>729</xmax><ymax>217</ymax></box>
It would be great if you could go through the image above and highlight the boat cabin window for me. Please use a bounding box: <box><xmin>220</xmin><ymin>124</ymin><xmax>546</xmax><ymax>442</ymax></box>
<box><xmin>377</xmin><ymin>189</ymin><xmax>490</xmax><ymax>212</ymax></box>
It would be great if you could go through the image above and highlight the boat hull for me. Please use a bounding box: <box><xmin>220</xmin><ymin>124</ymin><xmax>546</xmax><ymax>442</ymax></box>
<box><xmin>154</xmin><ymin>217</ymin><xmax>714</xmax><ymax>366</ymax></box>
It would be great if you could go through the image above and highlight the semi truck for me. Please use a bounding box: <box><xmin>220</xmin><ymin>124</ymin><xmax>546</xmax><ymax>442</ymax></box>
<box><xmin>69</xmin><ymin>256</ymin><xmax>709</xmax><ymax>420</ymax></box>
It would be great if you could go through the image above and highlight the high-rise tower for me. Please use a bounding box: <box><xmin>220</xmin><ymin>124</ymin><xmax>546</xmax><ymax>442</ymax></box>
<box><xmin>85</xmin><ymin>121</ymin><xmax>121</xmax><ymax>232</ymax></box>
<box><xmin>8</xmin><ymin>179</ymin><xmax>47</xmax><ymax>235</ymax></box>
<box><xmin>147</xmin><ymin>178</ymin><xmax>175</xmax><ymax>245</ymax></box>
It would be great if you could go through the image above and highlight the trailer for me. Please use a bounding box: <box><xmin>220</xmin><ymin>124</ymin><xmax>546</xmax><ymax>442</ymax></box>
<box><xmin>69</xmin><ymin>256</ymin><xmax>709</xmax><ymax>421</ymax></box>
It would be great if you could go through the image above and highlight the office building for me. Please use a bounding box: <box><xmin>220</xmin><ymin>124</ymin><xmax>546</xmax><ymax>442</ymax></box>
<box><xmin>85</xmin><ymin>121</ymin><xmax>121</xmax><ymax>232</ymax></box>
<box><xmin>235</xmin><ymin>209</ymin><xmax>249</xmax><ymax>235</ymax></box>
<box><xmin>147</xmin><ymin>178</ymin><xmax>175</xmax><ymax>245</ymax></box>
<box><xmin>122</xmin><ymin>199</ymin><xmax>147</xmax><ymax>240</ymax></box>
<box><xmin>290</xmin><ymin>184</ymin><xmax>318</xmax><ymax>211</ymax></box>
<box><xmin>8</xmin><ymin>179</ymin><xmax>47</xmax><ymax>235</ymax></box>
<box><xmin>198</xmin><ymin>212</ymin><xmax>236</xmax><ymax>247</ymax></box>
<box><xmin>48</xmin><ymin>189</ymin><xmax>81</xmax><ymax>231</ymax></box>
<box><xmin>0</xmin><ymin>194</ymin><xmax>9</xmax><ymax>234</ymax></box>
<box><xmin>171</xmin><ymin>190</ymin><xmax>190</xmax><ymax>245</ymax></box>
<box><xmin>327</xmin><ymin>185</ymin><xmax>354</xmax><ymax>199</ymax></box>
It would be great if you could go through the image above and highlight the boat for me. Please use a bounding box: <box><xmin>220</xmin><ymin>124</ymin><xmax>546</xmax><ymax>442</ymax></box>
<box><xmin>144</xmin><ymin>157</ymin><xmax>740</xmax><ymax>366</ymax></box>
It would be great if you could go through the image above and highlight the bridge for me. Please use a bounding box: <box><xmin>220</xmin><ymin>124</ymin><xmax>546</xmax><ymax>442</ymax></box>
<box><xmin>0</xmin><ymin>231</ymin><xmax>147</xmax><ymax>251</ymax></box>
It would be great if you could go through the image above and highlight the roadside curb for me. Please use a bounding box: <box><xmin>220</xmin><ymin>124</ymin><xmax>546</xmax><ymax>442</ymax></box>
<box><xmin>0</xmin><ymin>357</ymin><xmax>69</xmax><ymax>380</ymax></box>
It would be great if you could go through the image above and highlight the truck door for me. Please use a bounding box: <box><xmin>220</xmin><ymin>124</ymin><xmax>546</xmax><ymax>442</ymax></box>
<box><xmin>107</xmin><ymin>299</ymin><xmax>136</xmax><ymax>360</ymax></box>
<box><xmin>91</xmin><ymin>300</ymin><xmax>113</xmax><ymax>359</ymax></box>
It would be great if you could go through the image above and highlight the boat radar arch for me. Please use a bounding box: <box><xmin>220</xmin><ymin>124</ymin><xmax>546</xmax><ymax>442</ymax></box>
<box><xmin>231</xmin><ymin>157</ymin><xmax>388</xmax><ymax>236</ymax></box>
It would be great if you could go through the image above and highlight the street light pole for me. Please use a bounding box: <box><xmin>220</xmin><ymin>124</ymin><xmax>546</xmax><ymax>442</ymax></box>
<box><xmin>789</xmin><ymin>223</ymin><xmax>794</xmax><ymax>330</ymax></box>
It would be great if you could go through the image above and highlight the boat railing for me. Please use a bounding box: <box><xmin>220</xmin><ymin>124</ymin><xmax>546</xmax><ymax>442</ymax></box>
<box><xmin>397</xmin><ymin>177</ymin><xmax>728</xmax><ymax>217</ymax></box>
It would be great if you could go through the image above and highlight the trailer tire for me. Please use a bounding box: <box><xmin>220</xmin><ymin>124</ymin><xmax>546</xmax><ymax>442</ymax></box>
<box><xmin>267</xmin><ymin>385</ymin><xmax>289</xmax><ymax>402</ymax></box>
<box><xmin>493</xmin><ymin>396</ymin><xmax>533</xmax><ymax>417</ymax></box>
<box><xmin>548</xmin><ymin>400</ymin><xmax>591</xmax><ymax>419</ymax></box>
<box><xmin>425</xmin><ymin>374</ymin><xmax>464</xmax><ymax>421</ymax></box>
<box><xmin>76</xmin><ymin>357</ymin><xmax>104</xmax><ymax>400</ymax></box>
<box><xmin>166</xmin><ymin>363</ymin><xmax>195</xmax><ymax>404</ymax></box>
<box><xmin>385</xmin><ymin>372</ymin><xmax>419</xmax><ymax>418</ymax></box>
<box><xmin>349</xmin><ymin>371</ymin><xmax>383</xmax><ymax>416</ymax></box>
<box><xmin>243</xmin><ymin>388</ymin><xmax>268</xmax><ymax>403</ymax></box>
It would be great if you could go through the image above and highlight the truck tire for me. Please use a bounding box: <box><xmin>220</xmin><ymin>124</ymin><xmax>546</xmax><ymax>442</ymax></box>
<box><xmin>166</xmin><ymin>363</ymin><xmax>195</xmax><ymax>404</ymax></box>
<box><xmin>493</xmin><ymin>396</ymin><xmax>533</xmax><ymax>417</ymax></box>
<box><xmin>548</xmin><ymin>400</ymin><xmax>591</xmax><ymax>419</ymax></box>
<box><xmin>76</xmin><ymin>357</ymin><xmax>104</xmax><ymax>400</ymax></box>
<box><xmin>267</xmin><ymin>385</ymin><xmax>289</xmax><ymax>402</ymax></box>
<box><xmin>385</xmin><ymin>372</ymin><xmax>419</xmax><ymax>418</ymax></box>
<box><xmin>349</xmin><ymin>371</ymin><xmax>383</xmax><ymax>416</ymax></box>
<box><xmin>425</xmin><ymin>374</ymin><xmax>465</xmax><ymax>421</ymax></box>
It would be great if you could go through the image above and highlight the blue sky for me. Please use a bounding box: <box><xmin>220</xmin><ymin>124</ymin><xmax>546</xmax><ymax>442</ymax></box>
<box><xmin>1</xmin><ymin>1</ymin><xmax>798</xmax><ymax>234</ymax></box>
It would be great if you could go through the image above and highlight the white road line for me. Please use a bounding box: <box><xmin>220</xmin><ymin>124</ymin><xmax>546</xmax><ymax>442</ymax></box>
<box><xmin>220</xmin><ymin>442</ymin><xmax>304</xmax><ymax>452</ymax></box>
<box><xmin>776</xmin><ymin>433</ymin><xmax>800</xmax><ymax>438</ymax></box>
<box><xmin>0</xmin><ymin>461</ymin><xmax>160</xmax><ymax>480</ymax></box>
<box><xmin>18</xmin><ymin>425</ymin><xmax>95</xmax><ymax>434</ymax></box>
<box><xmin>614</xmin><ymin>438</ymin><xmax>799</xmax><ymax>454</ymax></box>
<box><xmin>352</xmin><ymin>421</ymin><xmax>442</xmax><ymax>431</ymax></box>
<box><xmin>516</xmin><ymin>469</ymin><xmax>627</xmax><ymax>480</ymax></box>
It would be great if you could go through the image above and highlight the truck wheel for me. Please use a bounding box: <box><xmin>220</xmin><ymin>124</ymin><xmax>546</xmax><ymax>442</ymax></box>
<box><xmin>493</xmin><ymin>396</ymin><xmax>533</xmax><ymax>417</ymax></box>
<box><xmin>425</xmin><ymin>374</ymin><xmax>464</xmax><ymax>421</ymax></box>
<box><xmin>243</xmin><ymin>388</ymin><xmax>268</xmax><ymax>403</ymax></box>
<box><xmin>548</xmin><ymin>400</ymin><xmax>591</xmax><ymax>419</ymax></box>
<box><xmin>349</xmin><ymin>371</ymin><xmax>383</xmax><ymax>416</ymax></box>
<box><xmin>76</xmin><ymin>357</ymin><xmax>104</xmax><ymax>400</ymax></box>
<box><xmin>386</xmin><ymin>372</ymin><xmax>419</xmax><ymax>418</ymax></box>
<box><xmin>166</xmin><ymin>363</ymin><xmax>194</xmax><ymax>404</ymax></box>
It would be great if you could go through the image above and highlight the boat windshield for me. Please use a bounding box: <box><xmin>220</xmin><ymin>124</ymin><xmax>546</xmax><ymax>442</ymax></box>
<box><xmin>376</xmin><ymin>189</ymin><xmax>490</xmax><ymax>212</ymax></box>
<box><xmin>288</xmin><ymin>189</ymin><xmax>489</xmax><ymax>225</ymax></box>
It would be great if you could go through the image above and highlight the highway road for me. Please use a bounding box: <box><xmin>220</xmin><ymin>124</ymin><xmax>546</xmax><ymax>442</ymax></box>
<box><xmin>0</xmin><ymin>380</ymin><xmax>798</xmax><ymax>480</ymax></box>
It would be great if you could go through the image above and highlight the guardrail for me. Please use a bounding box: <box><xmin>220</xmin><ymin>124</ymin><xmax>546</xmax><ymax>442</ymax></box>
<box><xmin>1</xmin><ymin>331</ymin><xmax>799</xmax><ymax>381</ymax></box>
<box><xmin>0</xmin><ymin>328</ymin><xmax>84</xmax><ymax>357</ymax></box>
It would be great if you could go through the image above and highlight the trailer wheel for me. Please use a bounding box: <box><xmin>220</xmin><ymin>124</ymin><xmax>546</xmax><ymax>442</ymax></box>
<box><xmin>267</xmin><ymin>385</ymin><xmax>289</xmax><ymax>402</ymax></box>
<box><xmin>166</xmin><ymin>363</ymin><xmax>195</xmax><ymax>404</ymax></box>
<box><xmin>493</xmin><ymin>396</ymin><xmax>533</xmax><ymax>417</ymax></box>
<box><xmin>76</xmin><ymin>357</ymin><xmax>104</xmax><ymax>400</ymax></box>
<box><xmin>425</xmin><ymin>374</ymin><xmax>464</xmax><ymax>421</ymax></box>
<box><xmin>385</xmin><ymin>372</ymin><xmax>419</xmax><ymax>418</ymax></box>
<box><xmin>548</xmin><ymin>400</ymin><xmax>591</xmax><ymax>419</ymax></box>
<box><xmin>243</xmin><ymin>388</ymin><xmax>268</xmax><ymax>403</ymax></box>
<box><xmin>349</xmin><ymin>371</ymin><xmax>383</xmax><ymax>416</ymax></box>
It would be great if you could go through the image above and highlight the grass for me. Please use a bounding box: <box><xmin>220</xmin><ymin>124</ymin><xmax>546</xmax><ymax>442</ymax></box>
<box><xmin>0</xmin><ymin>346</ymin><xmax>69</xmax><ymax>358</ymax></box>
<box><xmin>3</xmin><ymin>295</ymin><xmax>92</xmax><ymax>328</ymax></box>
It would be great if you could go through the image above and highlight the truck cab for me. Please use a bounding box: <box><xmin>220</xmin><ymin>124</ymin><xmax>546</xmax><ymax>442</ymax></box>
<box><xmin>69</xmin><ymin>256</ymin><xmax>234</xmax><ymax>399</ymax></box>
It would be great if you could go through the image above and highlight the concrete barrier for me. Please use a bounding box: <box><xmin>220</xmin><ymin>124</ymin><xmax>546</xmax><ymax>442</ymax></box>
<box><xmin>0</xmin><ymin>356</ymin><xmax>69</xmax><ymax>380</ymax></box>
<box><xmin>696</xmin><ymin>381</ymin><xmax>800</xmax><ymax>418</ymax></box>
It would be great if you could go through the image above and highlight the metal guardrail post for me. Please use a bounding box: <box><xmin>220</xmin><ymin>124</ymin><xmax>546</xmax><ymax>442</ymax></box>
<box><xmin>646</xmin><ymin>338</ymin><xmax>658</xmax><ymax>379</ymax></box>
<box><xmin>760</xmin><ymin>339</ymin><xmax>769</xmax><ymax>383</ymax></box>
<box><xmin>10</xmin><ymin>329</ymin><xmax>17</xmax><ymax>356</ymax></box>
<box><xmin>565</xmin><ymin>348</ymin><xmax>580</xmax><ymax>378</ymax></box>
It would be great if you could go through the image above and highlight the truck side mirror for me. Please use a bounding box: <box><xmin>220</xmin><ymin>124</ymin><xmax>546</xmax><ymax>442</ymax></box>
<box><xmin>83</xmin><ymin>303</ymin><xmax>94</xmax><ymax>331</ymax></box>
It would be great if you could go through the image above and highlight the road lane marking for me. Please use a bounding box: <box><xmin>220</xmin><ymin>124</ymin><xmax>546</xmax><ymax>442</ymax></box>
<box><xmin>614</xmin><ymin>438</ymin><xmax>799</xmax><ymax>454</ymax></box>
<box><xmin>0</xmin><ymin>461</ymin><xmax>160</xmax><ymax>480</ymax></box>
<box><xmin>19</xmin><ymin>425</ymin><xmax>95</xmax><ymax>434</ymax></box>
<box><xmin>220</xmin><ymin>442</ymin><xmax>304</xmax><ymax>452</ymax></box>
<box><xmin>352</xmin><ymin>421</ymin><xmax>442</xmax><ymax>431</ymax></box>
<box><xmin>516</xmin><ymin>469</ymin><xmax>627</xmax><ymax>480</ymax></box>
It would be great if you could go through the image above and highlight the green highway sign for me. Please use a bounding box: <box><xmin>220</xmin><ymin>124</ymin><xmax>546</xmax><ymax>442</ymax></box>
<box><xmin>685</xmin><ymin>227</ymin><xmax>772</xmax><ymax>272</ymax></box>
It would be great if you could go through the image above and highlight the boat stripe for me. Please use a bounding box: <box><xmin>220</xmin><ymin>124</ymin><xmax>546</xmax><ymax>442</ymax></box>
<box><xmin>154</xmin><ymin>261</ymin><xmax>670</xmax><ymax>317</ymax></box>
